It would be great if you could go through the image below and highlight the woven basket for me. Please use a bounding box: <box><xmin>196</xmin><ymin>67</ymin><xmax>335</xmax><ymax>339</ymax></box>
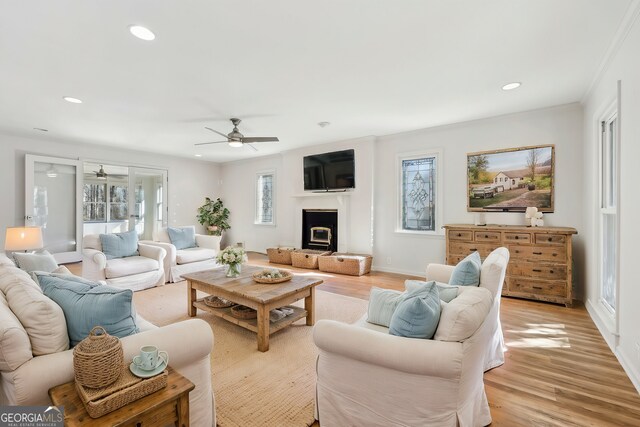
<box><xmin>204</xmin><ymin>295</ymin><xmax>235</xmax><ymax>308</ymax></box>
<box><xmin>318</xmin><ymin>253</ymin><xmax>373</xmax><ymax>276</ymax></box>
<box><xmin>266</xmin><ymin>247</ymin><xmax>296</xmax><ymax>265</ymax></box>
<box><xmin>252</xmin><ymin>270</ymin><xmax>293</xmax><ymax>284</ymax></box>
<box><xmin>231</xmin><ymin>305</ymin><xmax>257</xmax><ymax>319</ymax></box>
<box><xmin>291</xmin><ymin>249</ymin><xmax>331</xmax><ymax>269</ymax></box>
<box><xmin>73</xmin><ymin>326</ymin><xmax>124</xmax><ymax>389</ymax></box>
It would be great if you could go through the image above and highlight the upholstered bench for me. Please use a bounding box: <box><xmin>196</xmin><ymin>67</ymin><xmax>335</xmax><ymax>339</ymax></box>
<box><xmin>318</xmin><ymin>253</ymin><xmax>372</xmax><ymax>276</ymax></box>
<box><xmin>291</xmin><ymin>249</ymin><xmax>331</xmax><ymax>269</ymax></box>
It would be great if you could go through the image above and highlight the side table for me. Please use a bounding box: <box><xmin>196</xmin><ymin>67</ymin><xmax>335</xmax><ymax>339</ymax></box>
<box><xmin>48</xmin><ymin>367</ymin><xmax>194</xmax><ymax>427</ymax></box>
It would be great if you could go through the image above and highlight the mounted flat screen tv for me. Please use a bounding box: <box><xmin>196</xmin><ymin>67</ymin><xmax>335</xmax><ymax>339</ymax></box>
<box><xmin>304</xmin><ymin>149</ymin><xmax>355</xmax><ymax>191</ymax></box>
<box><xmin>467</xmin><ymin>144</ymin><xmax>555</xmax><ymax>212</ymax></box>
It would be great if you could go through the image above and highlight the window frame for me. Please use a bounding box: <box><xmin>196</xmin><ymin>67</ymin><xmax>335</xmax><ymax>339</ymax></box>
<box><xmin>395</xmin><ymin>150</ymin><xmax>443</xmax><ymax>236</ymax></box>
<box><xmin>254</xmin><ymin>169</ymin><xmax>276</xmax><ymax>226</ymax></box>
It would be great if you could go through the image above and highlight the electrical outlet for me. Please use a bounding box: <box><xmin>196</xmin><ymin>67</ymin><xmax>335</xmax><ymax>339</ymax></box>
<box><xmin>386</xmin><ymin>257</ymin><xmax>392</xmax><ymax>265</ymax></box>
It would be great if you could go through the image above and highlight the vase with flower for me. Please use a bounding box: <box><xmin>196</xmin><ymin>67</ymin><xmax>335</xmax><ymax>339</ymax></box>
<box><xmin>216</xmin><ymin>246</ymin><xmax>246</xmax><ymax>278</ymax></box>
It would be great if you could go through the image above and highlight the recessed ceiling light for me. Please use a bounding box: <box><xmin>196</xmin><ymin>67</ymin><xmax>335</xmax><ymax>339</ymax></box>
<box><xmin>129</xmin><ymin>25</ymin><xmax>156</xmax><ymax>41</ymax></box>
<box><xmin>63</xmin><ymin>96</ymin><xmax>83</xmax><ymax>104</ymax></box>
<box><xmin>194</xmin><ymin>154</ymin><xmax>202</xmax><ymax>157</ymax></box>
<box><xmin>318</xmin><ymin>121</ymin><xmax>331</xmax><ymax>128</ymax></box>
<box><xmin>501</xmin><ymin>82</ymin><xmax>521</xmax><ymax>91</ymax></box>
<box><xmin>33</xmin><ymin>127</ymin><xmax>48</xmax><ymax>132</ymax></box>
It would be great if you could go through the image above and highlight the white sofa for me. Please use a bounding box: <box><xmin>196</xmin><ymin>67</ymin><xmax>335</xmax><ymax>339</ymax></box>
<box><xmin>0</xmin><ymin>255</ymin><xmax>215</xmax><ymax>426</ymax></box>
<box><xmin>141</xmin><ymin>226</ymin><xmax>221</xmax><ymax>283</ymax></box>
<box><xmin>312</xmin><ymin>247</ymin><xmax>509</xmax><ymax>427</ymax></box>
<box><xmin>82</xmin><ymin>234</ymin><xmax>166</xmax><ymax>291</ymax></box>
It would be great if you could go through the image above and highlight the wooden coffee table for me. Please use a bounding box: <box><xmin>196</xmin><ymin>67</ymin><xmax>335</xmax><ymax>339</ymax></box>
<box><xmin>183</xmin><ymin>265</ymin><xmax>323</xmax><ymax>352</ymax></box>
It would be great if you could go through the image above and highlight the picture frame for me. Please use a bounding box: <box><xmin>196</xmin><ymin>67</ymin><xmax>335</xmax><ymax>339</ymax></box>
<box><xmin>467</xmin><ymin>144</ymin><xmax>555</xmax><ymax>212</ymax></box>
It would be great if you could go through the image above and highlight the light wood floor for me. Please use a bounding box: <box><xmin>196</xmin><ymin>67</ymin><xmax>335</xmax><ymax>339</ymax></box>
<box><xmin>68</xmin><ymin>254</ymin><xmax>640</xmax><ymax>425</ymax></box>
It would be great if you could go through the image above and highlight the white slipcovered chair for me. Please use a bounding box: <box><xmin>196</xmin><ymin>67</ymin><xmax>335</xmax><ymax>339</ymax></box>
<box><xmin>141</xmin><ymin>226</ymin><xmax>221</xmax><ymax>282</ymax></box>
<box><xmin>426</xmin><ymin>247</ymin><xmax>510</xmax><ymax>371</ymax></box>
<box><xmin>312</xmin><ymin>247</ymin><xmax>509</xmax><ymax>427</ymax></box>
<box><xmin>82</xmin><ymin>234</ymin><xmax>166</xmax><ymax>291</ymax></box>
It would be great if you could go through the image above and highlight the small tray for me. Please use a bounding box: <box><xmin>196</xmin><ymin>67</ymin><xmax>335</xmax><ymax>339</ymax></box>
<box><xmin>230</xmin><ymin>305</ymin><xmax>257</xmax><ymax>319</ymax></box>
<box><xmin>252</xmin><ymin>270</ymin><xmax>293</xmax><ymax>284</ymax></box>
<box><xmin>204</xmin><ymin>295</ymin><xmax>235</xmax><ymax>308</ymax></box>
<box><xmin>76</xmin><ymin>364</ymin><xmax>167</xmax><ymax>418</ymax></box>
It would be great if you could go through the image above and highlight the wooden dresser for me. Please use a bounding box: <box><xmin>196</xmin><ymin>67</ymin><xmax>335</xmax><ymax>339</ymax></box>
<box><xmin>444</xmin><ymin>224</ymin><xmax>577</xmax><ymax>307</ymax></box>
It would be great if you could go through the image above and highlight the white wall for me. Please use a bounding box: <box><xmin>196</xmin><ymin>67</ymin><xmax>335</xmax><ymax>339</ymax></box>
<box><xmin>374</xmin><ymin>104</ymin><xmax>584</xmax><ymax>277</ymax></box>
<box><xmin>0</xmin><ymin>133</ymin><xmax>220</xmax><ymax>249</ymax></box>
<box><xmin>582</xmin><ymin>9</ymin><xmax>640</xmax><ymax>392</ymax></box>
<box><xmin>220</xmin><ymin>137</ymin><xmax>375</xmax><ymax>254</ymax></box>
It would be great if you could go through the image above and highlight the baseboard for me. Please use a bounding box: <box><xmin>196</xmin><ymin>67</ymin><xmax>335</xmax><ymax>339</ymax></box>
<box><xmin>585</xmin><ymin>299</ymin><xmax>640</xmax><ymax>394</ymax></box>
<box><xmin>371</xmin><ymin>265</ymin><xmax>424</xmax><ymax>278</ymax></box>
<box><xmin>616</xmin><ymin>346</ymin><xmax>640</xmax><ymax>394</ymax></box>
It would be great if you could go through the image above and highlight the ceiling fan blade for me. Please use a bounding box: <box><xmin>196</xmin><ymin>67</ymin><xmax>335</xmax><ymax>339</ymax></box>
<box><xmin>241</xmin><ymin>137</ymin><xmax>279</xmax><ymax>143</ymax></box>
<box><xmin>245</xmin><ymin>143</ymin><xmax>258</xmax><ymax>152</ymax></box>
<box><xmin>204</xmin><ymin>127</ymin><xmax>231</xmax><ymax>140</ymax></box>
<box><xmin>195</xmin><ymin>140</ymin><xmax>228</xmax><ymax>146</ymax></box>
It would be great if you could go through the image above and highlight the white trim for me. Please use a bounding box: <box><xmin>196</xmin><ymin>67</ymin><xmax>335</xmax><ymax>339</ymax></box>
<box><xmin>395</xmin><ymin>149</ymin><xmax>443</xmax><ymax>235</ymax></box>
<box><xmin>582</xmin><ymin>0</ymin><xmax>640</xmax><ymax>102</ymax></box>
<box><xmin>254</xmin><ymin>169</ymin><xmax>276</xmax><ymax>226</ymax></box>
<box><xmin>371</xmin><ymin>265</ymin><xmax>425</xmax><ymax>278</ymax></box>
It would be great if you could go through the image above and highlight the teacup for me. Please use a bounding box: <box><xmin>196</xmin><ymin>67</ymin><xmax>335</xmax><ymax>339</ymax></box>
<box><xmin>133</xmin><ymin>345</ymin><xmax>168</xmax><ymax>371</ymax></box>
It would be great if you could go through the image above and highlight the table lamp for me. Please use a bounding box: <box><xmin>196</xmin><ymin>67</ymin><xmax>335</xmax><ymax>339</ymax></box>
<box><xmin>4</xmin><ymin>226</ymin><xmax>44</xmax><ymax>252</ymax></box>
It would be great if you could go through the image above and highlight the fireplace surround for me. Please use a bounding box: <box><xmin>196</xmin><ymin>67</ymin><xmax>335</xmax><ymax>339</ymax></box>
<box><xmin>302</xmin><ymin>209</ymin><xmax>338</xmax><ymax>252</ymax></box>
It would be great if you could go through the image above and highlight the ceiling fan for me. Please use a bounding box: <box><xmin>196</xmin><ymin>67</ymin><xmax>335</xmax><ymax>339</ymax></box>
<box><xmin>94</xmin><ymin>165</ymin><xmax>108</xmax><ymax>179</ymax></box>
<box><xmin>195</xmin><ymin>118</ymin><xmax>279</xmax><ymax>151</ymax></box>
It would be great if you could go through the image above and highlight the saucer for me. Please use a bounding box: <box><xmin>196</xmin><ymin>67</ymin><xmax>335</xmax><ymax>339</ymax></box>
<box><xmin>129</xmin><ymin>359</ymin><xmax>167</xmax><ymax>378</ymax></box>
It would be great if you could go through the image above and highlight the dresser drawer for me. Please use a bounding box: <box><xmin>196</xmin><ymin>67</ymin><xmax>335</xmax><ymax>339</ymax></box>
<box><xmin>474</xmin><ymin>231</ymin><xmax>501</xmax><ymax>242</ymax></box>
<box><xmin>449</xmin><ymin>242</ymin><xmax>500</xmax><ymax>258</ymax></box>
<box><xmin>509</xmin><ymin>245</ymin><xmax>566</xmax><ymax>262</ymax></box>
<box><xmin>448</xmin><ymin>230</ymin><xmax>473</xmax><ymax>241</ymax></box>
<box><xmin>535</xmin><ymin>233</ymin><xmax>566</xmax><ymax>245</ymax></box>
<box><xmin>509</xmin><ymin>262</ymin><xmax>567</xmax><ymax>281</ymax></box>
<box><xmin>507</xmin><ymin>277</ymin><xmax>567</xmax><ymax>297</ymax></box>
<box><xmin>503</xmin><ymin>232</ymin><xmax>531</xmax><ymax>244</ymax></box>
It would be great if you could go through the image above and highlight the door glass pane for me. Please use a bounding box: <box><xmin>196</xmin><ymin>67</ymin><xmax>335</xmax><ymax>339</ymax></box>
<box><xmin>602</xmin><ymin>213</ymin><xmax>616</xmax><ymax>310</ymax></box>
<box><xmin>130</xmin><ymin>169</ymin><xmax>166</xmax><ymax>240</ymax></box>
<box><xmin>401</xmin><ymin>157</ymin><xmax>435</xmax><ymax>231</ymax></box>
<box><xmin>33</xmin><ymin>162</ymin><xmax>77</xmax><ymax>253</ymax></box>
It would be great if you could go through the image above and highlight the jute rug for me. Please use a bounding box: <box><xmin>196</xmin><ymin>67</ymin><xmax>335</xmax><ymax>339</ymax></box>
<box><xmin>133</xmin><ymin>281</ymin><xmax>368</xmax><ymax>427</ymax></box>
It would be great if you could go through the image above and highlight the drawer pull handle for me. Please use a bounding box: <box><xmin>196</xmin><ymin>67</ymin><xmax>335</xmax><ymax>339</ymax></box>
<box><xmin>515</xmin><ymin>236</ymin><xmax>519</xmax><ymax>240</ymax></box>
<box><xmin>457</xmin><ymin>233</ymin><xmax>462</xmax><ymax>237</ymax></box>
<box><xmin>533</xmin><ymin>252</ymin><xmax>542</xmax><ymax>255</ymax></box>
<box><xmin>469</xmin><ymin>248</ymin><xmax>477</xmax><ymax>251</ymax></box>
<box><xmin>484</xmin><ymin>235</ymin><xmax>488</xmax><ymax>238</ymax></box>
<box><xmin>552</xmin><ymin>253</ymin><xmax>557</xmax><ymax>257</ymax></box>
<box><xmin>548</xmin><ymin>237</ymin><xmax>553</xmax><ymax>242</ymax></box>
<box><xmin>532</xmin><ymin>286</ymin><xmax>543</xmax><ymax>290</ymax></box>
<box><xmin>550</xmin><ymin>270</ymin><xmax>554</xmax><ymax>274</ymax></box>
<box><xmin>532</xmin><ymin>269</ymin><xmax>542</xmax><ymax>272</ymax></box>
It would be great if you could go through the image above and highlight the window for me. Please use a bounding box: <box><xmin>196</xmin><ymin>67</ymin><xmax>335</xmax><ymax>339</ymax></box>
<box><xmin>255</xmin><ymin>171</ymin><xmax>275</xmax><ymax>225</ymax></box>
<box><xmin>600</xmin><ymin>111</ymin><xmax>619</xmax><ymax>314</ymax></box>
<box><xmin>83</xmin><ymin>178</ymin><xmax>128</xmax><ymax>223</ymax></box>
<box><xmin>398</xmin><ymin>151</ymin><xmax>441</xmax><ymax>233</ymax></box>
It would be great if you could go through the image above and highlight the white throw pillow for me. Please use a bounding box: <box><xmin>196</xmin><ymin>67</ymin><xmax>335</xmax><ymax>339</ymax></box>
<box><xmin>0</xmin><ymin>265</ymin><xmax>69</xmax><ymax>355</ymax></box>
<box><xmin>434</xmin><ymin>286</ymin><xmax>492</xmax><ymax>342</ymax></box>
<box><xmin>12</xmin><ymin>250</ymin><xmax>58</xmax><ymax>274</ymax></box>
<box><xmin>0</xmin><ymin>291</ymin><xmax>33</xmax><ymax>371</ymax></box>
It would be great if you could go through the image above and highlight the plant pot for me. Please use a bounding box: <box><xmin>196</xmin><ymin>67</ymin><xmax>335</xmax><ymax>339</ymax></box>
<box><xmin>527</xmin><ymin>184</ymin><xmax>536</xmax><ymax>190</ymax></box>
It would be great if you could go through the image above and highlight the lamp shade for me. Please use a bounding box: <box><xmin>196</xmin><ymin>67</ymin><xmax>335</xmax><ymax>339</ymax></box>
<box><xmin>4</xmin><ymin>227</ymin><xmax>44</xmax><ymax>251</ymax></box>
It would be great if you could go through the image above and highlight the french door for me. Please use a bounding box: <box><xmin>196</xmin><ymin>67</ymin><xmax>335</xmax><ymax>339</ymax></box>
<box><xmin>25</xmin><ymin>154</ymin><xmax>83</xmax><ymax>263</ymax></box>
<box><xmin>128</xmin><ymin>167</ymin><xmax>168</xmax><ymax>240</ymax></box>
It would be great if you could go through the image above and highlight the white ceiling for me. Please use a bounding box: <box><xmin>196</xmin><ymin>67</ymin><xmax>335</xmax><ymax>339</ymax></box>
<box><xmin>0</xmin><ymin>0</ymin><xmax>632</xmax><ymax>162</ymax></box>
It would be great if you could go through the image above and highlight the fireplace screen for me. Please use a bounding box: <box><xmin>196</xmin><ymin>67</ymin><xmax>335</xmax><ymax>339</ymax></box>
<box><xmin>310</xmin><ymin>227</ymin><xmax>332</xmax><ymax>245</ymax></box>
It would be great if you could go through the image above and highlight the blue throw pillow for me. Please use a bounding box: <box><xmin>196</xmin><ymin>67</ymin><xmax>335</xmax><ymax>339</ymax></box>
<box><xmin>389</xmin><ymin>281</ymin><xmax>441</xmax><ymax>339</ymax></box>
<box><xmin>405</xmin><ymin>280</ymin><xmax>459</xmax><ymax>303</ymax></box>
<box><xmin>167</xmin><ymin>227</ymin><xmax>197</xmax><ymax>250</ymax></box>
<box><xmin>36</xmin><ymin>275</ymin><xmax>139</xmax><ymax>346</ymax></box>
<box><xmin>367</xmin><ymin>287</ymin><xmax>405</xmax><ymax>327</ymax></box>
<box><xmin>449</xmin><ymin>251</ymin><xmax>481</xmax><ymax>286</ymax></box>
<box><xmin>100</xmin><ymin>230</ymin><xmax>139</xmax><ymax>260</ymax></box>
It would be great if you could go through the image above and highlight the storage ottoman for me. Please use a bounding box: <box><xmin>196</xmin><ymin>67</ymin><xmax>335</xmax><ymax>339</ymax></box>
<box><xmin>291</xmin><ymin>249</ymin><xmax>332</xmax><ymax>269</ymax></box>
<box><xmin>318</xmin><ymin>253</ymin><xmax>372</xmax><ymax>276</ymax></box>
<box><xmin>267</xmin><ymin>247</ymin><xmax>297</xmax><ymax>265</ymax></box>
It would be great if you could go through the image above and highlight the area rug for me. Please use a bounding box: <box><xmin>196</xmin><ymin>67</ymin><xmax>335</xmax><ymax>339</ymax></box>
<box><xmin>133</xmin><ymin>282</ymin><xmax>369</xmax><ymax>427</ymax></box>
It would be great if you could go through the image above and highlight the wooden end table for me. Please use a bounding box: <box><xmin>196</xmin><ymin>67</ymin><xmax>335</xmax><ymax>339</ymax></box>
<box><xmin>183</xmin><ymin>265</ymin><xmax>323</xmax><ymax>352</ymax></box>
<box><xmin>48</xmin><ymin>367</ymin><xmax>194</xmax><ymax>427</ymax></box>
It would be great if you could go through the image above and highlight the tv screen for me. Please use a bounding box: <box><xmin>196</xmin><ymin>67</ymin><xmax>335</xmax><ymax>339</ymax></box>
<box><xmin>304</xmin><ymin>149</ymin><xmax>355</xmax><ymax>191</ymax></box>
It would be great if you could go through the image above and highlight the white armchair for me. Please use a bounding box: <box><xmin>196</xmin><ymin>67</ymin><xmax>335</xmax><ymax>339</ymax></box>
<box><xmin>82</xmin><ymin>234</ymin><xmax>166</xmax><ymax>291</ymax></box>
<box><xmin>426</xmin><ymin>247</ymin><xmax>510</xmax><ymax>371</ymax></box>
<box><xmin>312</xmin><ymin>247</ymin><xmax>509</xmax><ymax>427</ymax></box>
<box><xmin>141</xmin><ymin>226</ymin><xmax>221</xmax><ymax>282</ymax></box>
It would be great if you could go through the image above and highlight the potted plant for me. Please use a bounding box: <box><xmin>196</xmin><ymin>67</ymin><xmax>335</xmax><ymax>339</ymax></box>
<box><xmin>196</xmin><ymin>197</ymin><xmax>230</xmax><ymax>236</ymax></box>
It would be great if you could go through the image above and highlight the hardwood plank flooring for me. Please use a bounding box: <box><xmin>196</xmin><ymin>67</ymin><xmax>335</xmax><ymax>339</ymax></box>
<box><xmin>66</xmin><ymin>254</ymin><xmax>640</xmax><ymax>426</ymax></box>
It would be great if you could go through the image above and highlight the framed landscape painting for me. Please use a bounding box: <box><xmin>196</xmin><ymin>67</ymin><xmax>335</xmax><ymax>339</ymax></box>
<box><xmin>467</xmin><ymin>144</ymin><xmax>555</xmax><ymax>212</ymax></box>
